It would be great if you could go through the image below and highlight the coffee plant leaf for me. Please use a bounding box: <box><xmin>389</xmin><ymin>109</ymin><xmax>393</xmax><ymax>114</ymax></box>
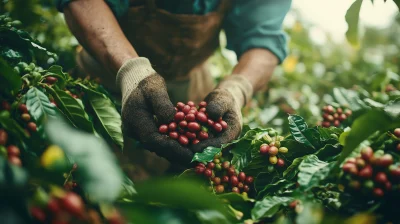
<box><xmin>256</xmin><ymin>179</ymin><xmax>295</xmax><ymax>200</ymax></box>
<box><xmin>45</xmin><ymin>86</ymin><xmax>94</xmax><ymax>133</ymax></box>
<box><xmin>254</xmin><ymin>172</ymin><xmax>280</xmax><ymax>195</ymax></box>
<box><xmin>315</xmin><ymin>144</ymin><xmax>342</xmax><ymax>162</ymax></box>
<box><xmin>196</xmin><ymin>210</ymin><xmax>232</xmax><ymax>224</ymax></box>
<box><xmin>117</xmin><ymin>175</ymin><xmax>137</xmax><ymax>201</ymax></box>
<box><xmin>84</xmin><ymin>89</ymin><xmax>123</xmax><ymax>149</ymax></box>
<box><xmin>0</xmin><ymin>156</ymin><xmax>28</xmax><ymax>189</ymax></box>
<box><xmin>192</xmin><ymin>146</ymin><xmax>222</xmax><ymax>163</ymax></box>
<box><xmin>0</xmin><ymin>112</ymin><xmax>29</xmax><ymax>140</ymax></box>
<box><xmin>283</xmin><ymin>155</ymin><xmax>306</xmax><ymax>181</ymax></box>
<box><xmin>45</xmin><ymin>65</ymin><xmax>68</xmax><ymax>89</ymax></box>
<box><xmin>345</xmin><ymin>0</ymin><xmax>363</xmax><ymax>47</ymax></box>
<box><xmin>333</xmin><ymin>87</ymin><xmax>368</xmax><ymax>111</ymax></box>
<box><xmin>0</xmin><ymin>58</ymin><xmax>22</xmax><ymax>97</ymax></box>
<box><xmin>297</xmin><ymin>155</ymin><xmax>330</xmax><ymax>189</ymax></box>
<box><xmin>251</xmin><ymin>196</ymin><xmax>293</xmax><ymax>220</ymax></box>
<box><xmin>25</xmin><ymin>87</ymin><xmax>57</xmax><ymax>122</ymax></box>
<box><xmin>45</xmin><ymin>117</ymin><xmax>123</xmax><ymax>202</ymax></box>
<box><xmin>288</xmin><ymin>115</ymin><xmax>319</xmax><ymax>149</ymax></box>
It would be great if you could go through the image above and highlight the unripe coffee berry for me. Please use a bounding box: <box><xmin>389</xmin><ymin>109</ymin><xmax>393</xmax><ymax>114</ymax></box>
<box><xmin>159</xmin><ymin>125</ymin><xmax>168</xmax><ymax>134</ymax></box>
<box><xmin>21</xmin><ymin>113</ymin><xmax>30</xmax><ymax>122</ymax></box>
<box><xmin>213</xmin><ymin>177</ymin><xmax>221</xmax><ymax>185</ymax></box>
<box><xmin>361</xmin><ymin>147</ymin><xmax>374</xmax><ymax>162</ymax></box>
<box><xmin>213</xmin><ymin>158</ymin><xmax>220</xmax><ymax>164</ymax></box>
<box><xmin>269</xmin><ymin>156</ymin><xmax>278</xmax><ymax>164</ymax></box>
<box><xmin>278</xmin><ymin>147</ymin><xmax>288</xmax><ymax>154</ymax></box>
<box><xmin>355</xmin><ymin>157</ymin><xmax>366</xmax><ymax>168</ymax></box>
<box><xmin>268</xmin><ymin>146</ymin><xmax>278</xmax><ymax>156</ymax></box>
<box><xmin>231</xmin><ymin>187</ymin><xmax>240</xmax><ymax>193</ymax></box>
<box><xmin>215</xmin><ymin>163</ymin><xmax>222</xmax><ymax>171</ymax></box>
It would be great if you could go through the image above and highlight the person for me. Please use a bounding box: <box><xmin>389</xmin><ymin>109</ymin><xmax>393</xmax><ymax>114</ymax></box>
<box><xmin>56</xmin><ymin>0</ymin><xmax>292</xmax><ymax>172</ymax></box>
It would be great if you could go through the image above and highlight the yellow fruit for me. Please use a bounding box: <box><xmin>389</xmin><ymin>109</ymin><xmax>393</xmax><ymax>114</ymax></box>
<box><xmin>269</xmin><ymin>156</ymin><xmax>278</xmax><ymax>165</ymax></box>
<box><xmin>41</xmin><ymin>145</ymin><xmax>67</xmax><ymax>171</ymax></box>
<box><xmin>278</xmin><ymin>147</ymin><xmax>289</xmax><ymax>154</ymax></box>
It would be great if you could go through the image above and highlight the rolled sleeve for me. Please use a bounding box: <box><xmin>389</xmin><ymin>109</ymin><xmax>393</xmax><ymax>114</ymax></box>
<box><xmin>55</xmin><ymin>0</ymin><xmax>129</xmax><ymax>17</ymax></box>
<box><xmin>223</xmin><ymin>0</ymin><xmax>292</xmax><ymax>64</ymax></box>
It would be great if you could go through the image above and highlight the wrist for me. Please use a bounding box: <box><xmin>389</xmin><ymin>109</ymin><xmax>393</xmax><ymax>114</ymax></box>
<box><xmin>217</xmin><ymin>75</ymin><xmax>253</xmax><ymax>107</ymax></box>
<box><xmin>116</xmin><ymin>57</ymin><xmax>156</xmax><ymax>105</ymax></box>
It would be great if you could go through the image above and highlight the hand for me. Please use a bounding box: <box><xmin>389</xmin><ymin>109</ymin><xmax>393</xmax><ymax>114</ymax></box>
<box><xmin>117</xmin><ymin>58</ymin><xmax>194</xmax><ymax>165</ymax></box>
<box><xmin>191</xmin><ymin>75</ymin><xmax>253</xmax><ymax>153</ymax></box>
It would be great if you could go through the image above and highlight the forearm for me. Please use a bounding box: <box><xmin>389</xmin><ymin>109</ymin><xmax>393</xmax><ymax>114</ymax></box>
<box><xmin>232</xmin><ymin>48</ymin><xmax>278</xmax><ymax>93</ymax></box>
<box><xmin>63</xmin><ymin>0</ymin><xmax>138</xmax><ymax>75</ymax></box>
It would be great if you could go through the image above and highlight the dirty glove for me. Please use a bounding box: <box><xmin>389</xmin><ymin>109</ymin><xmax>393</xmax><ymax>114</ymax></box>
<box><xmin>117</xmin><ymin>57</ymin><xmax>194</xmax><ymax>165</ymax></box>
<box><xmin>191</xmin><ymin>75</ymin><xmax>253</xmax><ymax>153</ymax></box>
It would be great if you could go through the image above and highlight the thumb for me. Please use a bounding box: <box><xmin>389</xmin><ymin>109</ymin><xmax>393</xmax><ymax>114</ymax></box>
<box><xmin>205</xmin><ymin>89</ymin><xmax>232</xmax><ymax>120</ymax></box>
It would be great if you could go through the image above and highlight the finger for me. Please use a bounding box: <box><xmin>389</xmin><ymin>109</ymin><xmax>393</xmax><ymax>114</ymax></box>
<box><xmin>205</xmin><ymin>89</ymin><xmax>232</xmax><ymax>120</ymax></box>
<box><xmin>141</xmin><ymin>75</ymin><xmax>176</xmax><ymax>124</ymax></box>
<box><xmin>191</xmin><ymin>112</ymin><xmax>241</xmax><ymax>153</ymax></box>
<box><xmin>143</xmin><ymin>132</ymin><xmax>194</xmax><ymax>166</ymax></box>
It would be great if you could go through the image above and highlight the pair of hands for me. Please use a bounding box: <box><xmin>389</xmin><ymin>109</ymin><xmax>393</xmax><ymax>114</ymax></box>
<box><xmin>118</xmin><ymin>58</ymin><xmax>251</xmax><ymax>166</ymax></box>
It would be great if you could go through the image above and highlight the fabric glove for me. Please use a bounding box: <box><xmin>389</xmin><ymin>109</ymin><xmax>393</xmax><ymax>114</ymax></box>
<box><xmin>191</xmin><ymin>75</ymin><xmax>253</xmax><ymax>153</ymax></box>
<box><xmin>117</xmin><ymin>57</ymin><xmax>194</xmax><ymax>165</ymax></box>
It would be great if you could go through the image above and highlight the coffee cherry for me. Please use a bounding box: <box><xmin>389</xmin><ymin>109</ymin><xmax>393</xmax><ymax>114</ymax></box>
<box><xmin>188</xmin><ymin>109</ymin><xmax>197</xmax><ymax>115</ymax></box>
<box><xmin>61</xmin><ymin>192</ymin><xmax>84</xmax><ymax>216</ymax></box>
<box><xmin>1</xmin><ymin>101</ymin><xmax>10</xmax><ymax>111</ymax></box>
<box><xmin>207</xmin><ymin>162</ymin><xmax>215</xmax><ymax>170</ymax></box>
<box><xmin>345</xmin><ymin>110</ymin><xmax>352</xmax><ymax>117</ymax></box>
<box><xmin>187</xmin><ymin>101</ymin><xmax>195</xmax><ymax>107</ymax></box>
<box><xmin>338</xmin><ymin>114</ymin><xmax>347</xmax><ymax>121</ymax></box>
<box><xmin>27</xmin><ymin>122</ymin><xmax>37</xmax><ymax>132</ymax></box>
<box><xmin>215</xmin><ymin>185</ymin><xmax>224</xmax><ymax>193</ymax></box>
<box><xmin>231</xmin><ymin>187</ymin><xmax>240</xmax><ymax>193</ymax></box>
<box><xmin>268</xmin><ymin>146</ymin><xmax>278</xmax><ymax>156</ymax></box>
<box><xmin>30</xmin><ymin>207</ymin><xmax>46</xmax><ymax>222</ymax></box>
<box><xmin>393</xmin><ymin>128</ymin><xmax>400</xmax><ymax>138</ymax></box>
<box><xmin>222</xmin><ymin>161</ymin><xmax>230</xmax><ymax>170</ymax></box>
<box><xmin>195</xmin><ymin>166</ymin><xmax>205</xmax><ymax>174</ymax></box>
<box><xmin>192</xmin><ymin>139</ymin><xmax>200</xmax><ymax>145</ymax></box>
<box><xmin>159</xmin><ymin>125</ymin><xmax>168</xmax><ymax>134</ymax></box>
<box><xmin>348</xmin><ymin>180</ymin><xmax>361</xmax><ymax>190</ymax></box>
<box><xmin>245</xmin><ymin>176</ymin><xmax>254</xmax><ymax>184</ymax></box>
<box><xmin>215</xmin><ymin>163</ymin><xmax>222</xmax><ymax>171</ymax></box>
<box><xmin>178</xmin><ymin>135</ymin><xmax>189</xmax><ymax>146</ymax></box>
<box><xmin>333</xmin><ymin>120</ymin><xmax>340</xmax><ymax>127</ymax></box>
<box><xmin>259</xmin><ymin>144</ymin><xmax>270</xmax><ymax>155</ymax></box>
<box><xmin>45</xmin><ymin>76</ymin><xmax>58</xmax><ymax>84</ymax></box>
<box><xmin>373</xmin><ymin>188</ymin><xmax>384</xmax><ymax>197</ymax></box>
<box><xmin>237</xmin><ymin>182</ymin><xmax>244</xmax><ymax>189</ymax></box>
<box><xmin>375</xmin><ymin>154</ymin><xmax>393</xmax><ymax>167</ymax></box>
<box><xmin>220</xmin><ymin>120</ymin><xmax>228</xmax><ymax>130</ymax></box>
<box><xmin>188</xmin><ymin>122</ymin><xmax>201</xmax><ymax>132</ymax></box>
<box><xmin>385</xmin><ymin>182</ymin><xmax>392</xmax><ymax>191</ymax></box>
<box><xmin>179</xmin><ymin>120</ymin><xmax>188</xmax><ymax>129</ymax></box>
<box><xmin>213</xmin><ymin>158</ymin><xmax>220</xmax><ymax>164</ymax></box>
<box><xmin>213</xmin><ymin>123</ymin><xmax>223</xmax><ymax>133</ymax></box>
<box><xmin>342</xmin><ymin>162</ymin><xmax>357</xmax><ymax>174</ymax></box>
<box><xmin>322</xmin><ymin>121</ymin><xmax>331</xmax><ymax>127</ymax></box>
<box><xmin>174</xmin><ymin>112</ymin><xmax>185</xmax><ymax>122</ymax></box>
<box><xmin>276</xmin><ymin>158</ymin><xmax>285</xmax><ymax>167</ymax></box>
<box><xmin>204</xmin><ymin>169</ymin><xmax>213</xmax><ymax>178</ymax></box>
<box><xmin>359</xmin><ymin>165</ymin><xmax>373</xmax><ymax>179</ymax></box>
<box><xmin>184</xmin><ymin>114</ymin><xmax>196</xmax><ymax>123</ymax></box>
<box><xmin>177</xmin><ymin>102</ymin><xmax>185</xmax><ymax>110</ymax></box>
<box><xmin>361</xmin><ymin>147</ymin><xmax>374</xmax><ymax>162</ymax></box>
<box><xmin>243</xmin><ymin>185</ymin><xmax>250</xmax><ymax>192</ymax></box>
<box><xmin>355</xmin><ymin>157</ymin><xmax>366</xmax><ymax>168</ymax></box>
<box><xmin>182</xmin><ymin>105</ymin><xmax>191</xmax><ymax>114</ymax></box>
<box><xmin>363</xmin><ymin>180</ymin><xmax>374</xmax><ymax>191</ymax></box>
<box><xmin>222</xmin><ymin>176</ymin><xmax>229</xmax><ymax>183</ymax></box>
<box><xmin>169</xmin><ymin>132</ymin><xmax>179</xmax><ymax>139</ymax></box>
<box><xmin>238</xmin><ymin>172</ymin><xmax>246</xmax><ymax>182</ymax></box>
<box><xmin>278</xmin><ymin>147</ymin><xmax>288</xmax><ymax>154</ymax></box>
<box><xmin>289</xmin><ymin>200</ymin><xmax>299</xmax><ymax>209</ymax></box>
<box><xmin>21</xmin><ymin>113</ymin><xmax>30</xmax><ymax>122</ymax></box>
<box><xmin>185</xmin><ymin>132</ymin><xmax>196</xmax><ymax>140</ymax></box>
<box><xmin>325</xmin><ymin>115</ymin><xmax>334</xmax><ymax>122</ymax></box>
<box><xmin>7</xmin><ymin>145</ymin><xmax>20</xmax><ymax>157</ymax></box>
<box><xmin>168</xmin><ymin>122</ymin><xmax>177</xmax><ymax>131</ymax></box>
<box><xmin>213</xmin><ymin>177</ymin><xmax>221</xmax><ymax>185</ymax></box>
<box><xmin>389</xmin><ymin>166</ymin><xmax>400</xmax><ymax>179</ymax></box>
<box><xmin>374</xmin><ymin>172</ymin><xmax>388</xmax><ymax>184</ymax></box>
<box><xmin>18</xmin><ymin>104</ymin><xmax>28</xmax><ymax>113</ymax></box>
<box><xmin>346</xmin><ymin>158</ymin><xmax>356</xmax><ymax>164</ymax></box>
<box><xmin>227</xmin><ymin>167</ymin><xmax>236</xmax><ymax>176</ymax></box>
<box><xmin>199</xmin><ymin>101</ymin><xmax>207</xmax><ymax>108</ymax></box>
<box><xmin>196</xmin><ymin>112</ymin><xmax>208</xmax><ymax>123</ymax></box>
<box><xmin>198</xmin><ymin>131</ymin><xmax>208</xmax><ymax>140</ymax></box>
<box><xmin>397</xmin><ymin>143</ymin><xmax>400</xmax><ymax>152</ymax></box>
<box><xmin>0</xmin><ymin>129</ymin><xmax>8</xmax><ymax>145</ymax></box>
<box><xmin>207</xmin><ymin>119</ymin><xmax>214</xmax><ymax>127</ymax></box>
<box><xmin>336</xmin><ymin>108</ymin><xmax>343</xmax><ymax>114</ymax></box>
<box><xmin>269</xmin><ymin>156</ymin><xmax>278</xmax><ymax>164</ymax></box>
<box><xmin>8</xmin><ymin>156</ymin><xmax>22</xmax><ymax>166</ymax></box>
<box><xmin>199</xmin><ymin>107</ymin><xmax>206</xmax><ymax>113</ymax></box>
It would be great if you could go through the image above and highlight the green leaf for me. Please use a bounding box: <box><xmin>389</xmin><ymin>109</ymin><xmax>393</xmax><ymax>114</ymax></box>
<box><xmin>0</xmin><ymin>113</ymin><xmax>29</xmax><ymax>140</ymax></box>
<box><xmin>315</xmin><ymin>144</ymin><xmax>342</xmax><ymax>162</ymax></box>
<box><xmin>0</xmin><ymin>58</ymin><xmax>22</xmax><ymax>97</ymax></box>
<box><xmin>230</xmin><ymin>141</ymin><xmax>252</xmax><ymax>172</ymax></box>
<box><xmin>192</xmin><ymin>147</ymin><xmax>222</xmax><ymax>163</ymax></box>
<box><xmin>337</xmin><ymin>105</ymin><xmax>400</xmax><ymax>166</ymax></box>
<box><xmin>393</xmin><ymin>0</ymin><xmax>400</xmax><ymax>9</ymax></box>
<box><xmin>196</xmin><ymin>210</ymin><xmax>231</xmax><ymax>224</ymax></box>
<box><xmin>118</xmin><ymin>175</ymin><xmax>137</xmax><ymax>201</ymax></box>
<box><xmin>297</xmin><ymin>155</ymin><xmax>329</xmax><ymax>189</ymax></box>
<box><xmin>85</xmin><ymin>89</ymin><xmax>123</xmax><ymax>149</ymax></box>
<box><xmin>288</xmin><ymin>115</ymin><xmax>317</xmax><ymax>149</ymax></box>
<box><xmin>0</xmin><ymin>156</ymin><xmax>27</xmax><ymax>189</ymax></box>
<box><xmin>256</xmin><ymin>179</ymin><xmax>295</xmax><ymax>199</ymax></box>
<box><xmin>45</xmin><ymin>86</ymin><xmax>94</xmax><ymax>133</ymax></box>
<box><xmin>316</xmin><ymin>126</ymin><xmax>343</xmax><ymax>142</ymax></box>
<box><xmin>25</xmin><ymin>87</ymin><xmax>57</xmax><ymax>122</ymax></box>
<box><xmin>333</xmin><ymin>88</ymin><xmax>368</xmax><ymax>111</ymax></box>
<box><xmin>45</xmin><ymin>117</ymin><xmax>123</xmax><ymax>202</ymax></box>
<box><xmin>45</xmin><ymin>65</ymin><xmax>68</xmax><ymax>89</ymax></box>
<box><xmin>283</xmin><ymin>156</ymin><xmax>306</xmax><ymax>180</ymax></box>
<box><xmin>345</xmin><ymin>0</ymin><xmax>363</xmax><ymax>47</ymax></box>
<box><xmin>251</xmin><ymin>196</ymin><xmax>293</xmax><ymax>220</ymax></box>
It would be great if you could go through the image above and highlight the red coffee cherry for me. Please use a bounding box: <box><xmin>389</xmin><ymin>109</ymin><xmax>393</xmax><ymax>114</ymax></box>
<box><xmin>176</xmin><ymin>102</ymin><xmax>185</xmax><ymax>110</ymax></box>
<box><xmin>187</xmin><ymin>101</ymin><xmax>195</xmax><ymax>107</ymax></box>
<box><xmin>207</xmin><ymin>162</ymin><xmax>215</xmax><ymax>170</ymax></box>
<box><xmin>207</xmin><ymin>119</ymin><xmax>214</xmax><ymax>127</ymax></box>
<box><xmin>227</xmin><ymin>167</ymin><xmax>236</xmax><ymax>176</ymax></box>
<box><xmin>199</xmin><ymin>107</ymin><xmax>206</xmax><ymax>113</ymax></box>
<box><xmin>268</xmin><ymin>146</ymin><xmax>278</xmax><ymax>156</ymax></box>
<box><xmin>195</xmin><ymin>166</ymin><xmax>205</xmax><ymax>174</ymax></box>
<box><xmin>358</xmin><ymin>165</ymin><xmax>373</xmax><ymax>179</ymax></box>
<box><xmin>204</xmin><ymin>169</ymin><xmax>213</xmax><ymax>178</ymax></box>
<box><xmin>245</xmin><ymin>176</ymin><xmax>254</xmax><ymax>184</ymax></box>
<box><xmin>182</xmin><ymin>105</ymin><xmax>191</xmax><ymax>114</ymax></box>
<box><xmin>7</xmin><ymin>145</ymin><xmax>20</xmax><ymax>157</ymax></box>
<box><xmin>196</xmin><ymin>112</ymin><xmax>208</xmax><ymax>123</ymax></box>
<box><xmin>185</xmin><ymin>113</ymin><xmax>196</xmax><ymax>122</ymax></box>
<box><xmin>18</xmin><ymin>104</ymin><xmax>28</xmax><ymax>113</ymax></box>
<box><xmin>374</xmin><ymin>172</ymin><xmax>388</xmax><ymax>184</ymax></box>
<box><xmin>169</xmin><ymin>132</ymin><xmax>179</xmax><ymax>139</ymax></box>
<box><xmin>259</xmin><ymin>144</ymin><xmax>270</xmax><ymax>155</ymax></box>
<box><xmin>188</xmin><ymin>122</ymin><xmax>201</xmax><ymax>132</ymax></box>
<box><xmin>222</xmin><ymin>161</ymin><xmax>230</xmax><ymax>170</ymax></box>
<box><xmin>230</xmin><ymin>176</ymin><xmax>239</xmax><ymax>186</ymax></box>
<box><xmin>45</xmin><ymin>76</ymin><xmax>58</xmax><ymax>84</ymax></box>
<box><xmin>238</xmin><ymin>172</ymin><xmax>246</xmax><ymax>182</ymax></box>
<box><xmin>192</xmin><ymin>139</ymin><xmax>200</xmax><ymax>145</ymax></box>
<box><xmin>222</xmin><ymin>176</ymin><xmax>229</xmax><ymax>183</ymax></box>
<box><xmin>174</xmin><ymin>112</ymin><xmax>185</xmax><ymax>122</ymax></box>
<box><xmin>179</xmin><ymin>120</ymin><xmax>188</xmax><ymax>129</ymax></box>
<box><xmin>361</xmin><ymin>147</ymin><xmax>373</xmax><ymax>162</ymax></box>
<box><xmin>373</xmin><ymin>188</ymin><xmax>384</xmax><ymax>197</ymax></box>
<box><xmin>220</xmin><ymin>120</ymin><xmax>228</xmax><ymax>130</ymax></box>
<box><xmin>8</xmin><ymin>156</ymin><xmax>22</xmax><ymax>166</ymax></box>
<box><xmin>198</xmin><ymin>131</ymin><xmax>209</xmax><ymax>140</ymax></box>
<box><xmin>243</xmin><ymin>185</ymin><xmax>250</xmax><ymax>192</ymax></box>
<box><xmin>27</xmin><ymin>122</ymin><xmax>37</xmax><ymax>132</ymax></box>
<box><xmin>231</xmin><ymin>187</ymin><xmax>240</xmax><ymax>193</ymax></box>
<box><xmin>61</xmin><ymin>192</ymin><xmax>84</xmax><ymax>217</ymax></box>
<box><xmin>199</xmin><ymin>101</ymin><xmax>207</xmax><ymax>108</ymax></box>
<box><xmin>0</xmin><ymin>129</ymin><xmax>8</xmax><ymax>145</ymax></box>
<box><xmin>159</xmin><ymin>125</ymin><xmax>168</xmax><ymax>134</ymax></box>
<box><xmin>276</xmin><ymin>158</ymin><xmax>285</xmax><ymax>167</ymax></box>
<box><xmin>213</xmin><ymin>123</ymin><xmax>223</xmax><ymax>133</ymax></box>
<box><xmin>168</xmin><ymin>122</ymin><xmax>177</xmax><ymax>131</ymax></box>
<box><xmin>215</xmin><ymin>185</ymin><xmax>224</xmax><ymax>194</ymax></box>
<box><xmin>178</xmin><ymin>135</ymin><xmax>189</xmax><ymax>146</ymax></box>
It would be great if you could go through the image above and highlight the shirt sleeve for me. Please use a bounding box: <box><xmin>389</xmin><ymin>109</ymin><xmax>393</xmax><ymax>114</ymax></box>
<box><xmin>55</xmin><ymin>0</ymin><xmax>129</xmax><ymax>18</ymax></box>
<box><xmin>223</xmin><ymin>0</ymin><xmax>292</xmax><ymax>64</ymax></box>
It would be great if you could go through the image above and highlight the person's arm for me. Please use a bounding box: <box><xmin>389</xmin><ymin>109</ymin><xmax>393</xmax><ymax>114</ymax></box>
<box><xmin>63</xmin><ymin>0</ymin><xmax>138</xmax><ymax>75</ymax></box>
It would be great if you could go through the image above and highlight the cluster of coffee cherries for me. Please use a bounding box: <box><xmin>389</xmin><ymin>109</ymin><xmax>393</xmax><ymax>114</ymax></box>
<box><xmin>321</xmin><ymin>105</ymin><xmax>352</xmax><ymax>127</ymax></box>
<box><xmin>18</xmin><ymin>103</ymin><xmax>37</xmax><ymax>134</ymax></box>
<box><xmin>30</xmin><ymin>190</ymin><xmax>125</xmax><ymax>224</ymax></box>
<box><xmin>158</xmin><ymin>101</ymin><xmax>227</xmax><ymax>146</ymax></box>
<box><xmin>342</xmin><ymin>146</ymin><xmax>400</xmax><ymax>198</ymax></box>
<box><xmin>194</xmin><ymin>153</ymin><xmax>254</xmax><ymax>194</ymax></box>
<box><xmin>259</xmin><ymin>133</ymin><xmax>288</xmax><ymax>167</ymax></box>
<box><xmin>0</xmin><ymin>129</ymin><xmax>22</xmax><ymax>166</ymax></box>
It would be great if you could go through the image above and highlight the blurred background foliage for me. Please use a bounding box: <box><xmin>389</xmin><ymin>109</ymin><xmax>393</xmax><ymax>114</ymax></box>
<box><xmin>1</xmin><ymin>0</ymin><xmax>399</xmax><ymax>135</ymax></box>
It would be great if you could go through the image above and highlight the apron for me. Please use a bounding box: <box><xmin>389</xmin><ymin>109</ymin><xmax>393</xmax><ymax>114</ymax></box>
<box><xmin>74</xmin><ymin>0</ymin><xmax>232</xmax><ymax>182</ymax></box>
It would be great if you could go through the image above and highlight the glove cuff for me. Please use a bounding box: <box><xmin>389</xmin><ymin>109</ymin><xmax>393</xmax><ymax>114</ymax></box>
<box><xmin>116</xmin><ymin>57</ymin><xmax>156</xmax><ymax>106</ymax></box>
<box><xmin>217</xmin><ymin>75</ymin><xmax>253</xmax><ymax>107</ymax></box>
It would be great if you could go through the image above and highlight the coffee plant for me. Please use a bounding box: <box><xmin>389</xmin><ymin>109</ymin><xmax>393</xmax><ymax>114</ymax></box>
<box><xmin>1</xmin><ymin>2</ymin><xmax>400</xmax><ymax>223</ymax></box>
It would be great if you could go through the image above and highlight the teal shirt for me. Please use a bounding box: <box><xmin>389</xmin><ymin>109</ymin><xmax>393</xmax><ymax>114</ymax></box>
<box><xmin>56</xmin><ymin>0</ymin><xmax>291</xmax><ymax>63</ymax></box>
